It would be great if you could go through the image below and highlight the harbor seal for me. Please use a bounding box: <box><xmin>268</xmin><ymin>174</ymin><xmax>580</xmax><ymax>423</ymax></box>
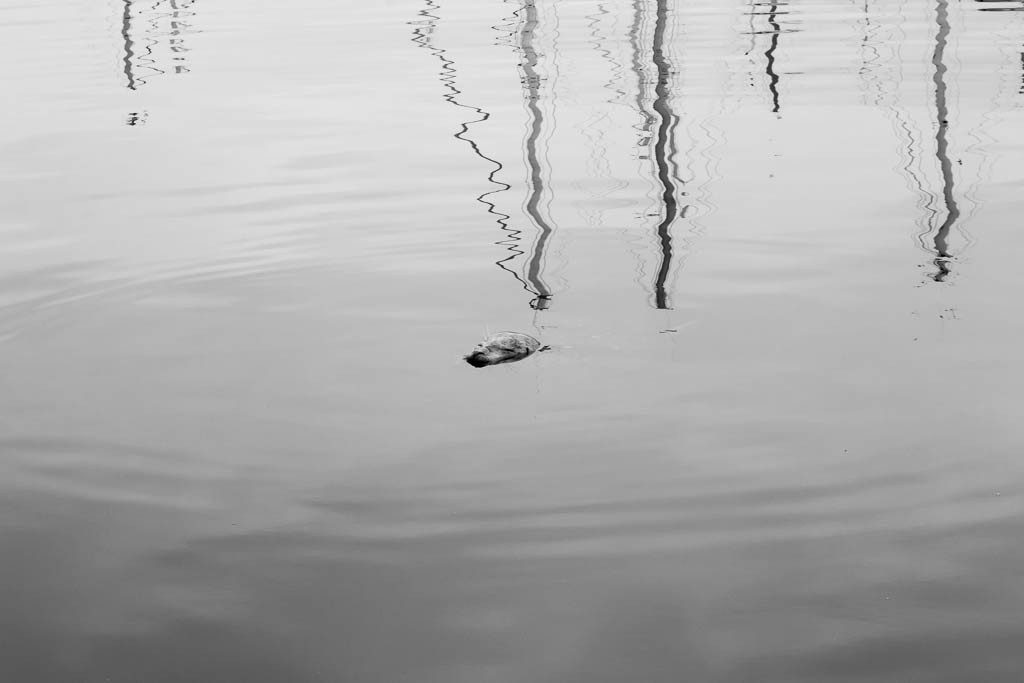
<box><xmin>464</xmin><ymin>331</ymin><xmax>546</xmax><ymax>368</ymax></box>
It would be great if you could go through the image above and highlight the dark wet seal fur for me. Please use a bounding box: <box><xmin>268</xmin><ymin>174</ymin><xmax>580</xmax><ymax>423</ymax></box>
<box><xmin>464</xmin><ymin>331</ymin><xmax>547</xmax><ymax>368</ymax></box>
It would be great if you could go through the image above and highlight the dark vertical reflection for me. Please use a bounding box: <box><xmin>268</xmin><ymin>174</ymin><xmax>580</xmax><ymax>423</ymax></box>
<box><xmin>410</xmin><ymin>0</ymin><xmax>537</xmax><ymax>301</ymax></box>
<box><xmin>929</xmin><ymin>0</ymin><xmax>960</xmax><ymax>281</ymax></box>
<box><xmin>651</xmin><ymin>0</ymin><xmax>683</xmax><ymax>309</ymax></box>
<box><xmin>765</xmin><ymin>0</ymin><xmax>782</xmax><ymax>113</ymax></box>
<box><xmin>122</xmin><ymin>0</ymin><xmax>137</xmax><ymax>90</ymax></box>
<box><xmin>519</xmin><ymin>0</ymin><xmax>555</xmax><ymax>310</ymax></box>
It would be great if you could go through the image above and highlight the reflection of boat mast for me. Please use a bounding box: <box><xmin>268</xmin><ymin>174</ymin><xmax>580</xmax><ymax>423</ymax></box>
<box><xmin>119</xmin><ymin>0</ymin><xmax>196</xmax><ymax>96</ymax></box>
<box><xmin>765</xmin><ymin>0</ymin><xmax>782</xmax><ymax>113</ymax></box>
<box><xmin>651</xmin><ymin>0</ymin><xmax>683</xmax><ymax>309</ymax></box>
<box><xmin>928</xmin><ymin>0</ymin><xmax>960</xmax><ymax>281</ymax></box>
<box><xmin>122</xmin><ymin>0</ymin><xmax>137</xmax><ymax>90</ymax></box>
<box><xmin>519</xmin><ymin>0</ymin><xmax>555</xmax><ymax>310</ymax></box>
<box><xmin>410</xmin><ymin>0</ymin><xmax>536</xmax><ymax>300</ymax></box>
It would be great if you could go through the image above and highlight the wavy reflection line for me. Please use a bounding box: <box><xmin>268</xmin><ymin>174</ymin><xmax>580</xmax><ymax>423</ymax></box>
<box><xmin>745</xmin><ymin>0</ymin><xmax>758</xmax><ymax>58</ymax></box>
<box><xmin>518</xmin><ymin>0</ymin><xmax>555</xmax><ymax>310</ymax></box>
<box><xmin>629</xmin><ymin>0</ymin><xmax>656</xmax><ymax>149</ymax></box>
<box><xmin>952</xmin><ymin>0</ymin><xmax>1013</xmax><ymax>252</ymax></box>
<box><xmin>591</xmin><ymin>3</ymin><xmax>627</xmax><ymax>105</ymax></box>
<box><xmin>135</xmin><ymin>0</ymin><xmax>166</xmax><ymax>86</ymax></box>
<box><xmin>625</xmin><ymin>0</ymin><xmax>657</xmax><ymax>298</ymax></box>
<box><xmin>867</xmin><ymin>0</ymin><xmax>938</xmax><ymax>249</ymax></box>
<box><xmin>651</xmin><ymin>0</ymin><xmax>684</xmax><ymax>310</ymax></box>
<box><xmin>765</xmin><ymin>0</ymin><xmax>782</xmax><ymax>113</ymax></box>
<box><xmin>577</xmin><ymin>3</ymin><xmax>629</xmax><ymax>230</ymax></box>
<box><xmin>927</xmin><ymin>0</ymin><xmax>960</xmax><ymax>281</ymax></box>
<box><xmin>877</xmin><ymin>0</ymin><xmax>997</xmax><ymax>271</ymax></box>
<box><xmin>850</xmin><ymin>0</ymin><xmax>883</xmax><ymax>106</ymax></box>
<box><xmin>120</xmin><ymin>0</ymin><xmax>195</xmax><ymax>91</ymax></box>
<box><xmin>410</xmin><ymin>0</ymin><xmax>536</xmax><ymax>300</ymax></box>
<box><xmin>121</xmin><ymin>0</ymin><xmax>137</xmax><ymax>90</ymax></box>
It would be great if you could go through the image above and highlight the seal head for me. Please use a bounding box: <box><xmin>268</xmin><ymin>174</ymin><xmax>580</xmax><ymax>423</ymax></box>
<box><xmin>464</xmin><ymin>331</ymin><xmax>542</xmax><ymax>368</ymax></box>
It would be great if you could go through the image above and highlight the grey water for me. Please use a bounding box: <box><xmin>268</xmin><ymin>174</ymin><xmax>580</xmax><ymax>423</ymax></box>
<box><xmin>2</xmin><ymin>0</ymin><xmax>1024</xmax><ymax>680</ymax></box>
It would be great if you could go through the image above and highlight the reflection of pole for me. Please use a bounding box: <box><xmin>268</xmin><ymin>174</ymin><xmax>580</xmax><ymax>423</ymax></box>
<box><xmin>765</xmin><ymin>0</ymin><xmax>781</xmax><ymax>113</ymax></box>
<box><xmin>651</xmin><ymin>0</ymin><xmax>681</xmax><ymax>309</ymax></box>
<box><xmin>122</xmin><ymin>0</ymin><xmax>136</xmax><ymax>90</ymax></box>
<box><xmin>520</xmin><ymin>0</ymin><xmax>554</xmax><ymax>310</ymax></box>
<box><xmin>929</xmin><ymin>0</ymin><xmax>959</xmax><ymax>281</ymax></box>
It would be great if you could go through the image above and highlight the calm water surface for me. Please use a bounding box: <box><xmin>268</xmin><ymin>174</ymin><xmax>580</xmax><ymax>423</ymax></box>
<box><xmin>3</xmin><ymin>0</ymin><xmax>1024</xmax><ymax>680</ymax></box>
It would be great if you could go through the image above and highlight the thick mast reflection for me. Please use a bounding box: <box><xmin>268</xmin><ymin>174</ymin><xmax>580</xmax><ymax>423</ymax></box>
<box><xmin>765</xmin><ymin>0</ymin><xmax>783</xmax><ymax>113</ymax></box>
<box><xmin>650</xmin><ymin>0</ymin><xmax>683</xmax><ymax>309</ymax></box>
<box><xmin>928</xmin><ymin>0</ymin><xmax>960</xmax><ymax>281</ymax></box>
<box><xmin>519</xmin><ymin>0</ymin><xmax>556</xmax><ymax>310</ymax></box>
<box><xmin>121</xmin><ymin>0</ymin><xmax>137</xmax><ymax>90</ymax></box>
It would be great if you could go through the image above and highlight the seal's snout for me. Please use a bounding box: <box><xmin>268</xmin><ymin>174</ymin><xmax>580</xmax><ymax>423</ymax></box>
<box><xmin>464</xmin><ymin>353</ymin><xmax>491</xmax><ymax>368</ymax></box>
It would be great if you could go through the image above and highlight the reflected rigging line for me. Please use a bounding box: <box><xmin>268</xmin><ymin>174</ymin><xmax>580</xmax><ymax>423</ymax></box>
<box><xmin>629</xmin><ymin>0</ymin><xmax>657</xmax><ymax>147</ymax></box>
<box><xmin>410</xmin><ymin>0</ymin><xmax>536</xmax><ymax>299</ymax></box>
<box><xmin>120</xmin><ymin>0</ymin><xmax>182</xmax><ymax>91</ymax></box>
<box><xmin>519</xmin><ymin>0</ymin><xmax>555</xmax><ymax>310</ymax></box>
<box><xmin>651</xmin><ymin>0</ymin><xmax>684</xmax><ymax>309</ymax></box>
<box><xmin>871</xmin><ymin>0</ymin><xmax>938</xmax><ymax>242</ymax></box>
<box><xmin>626</xmin><ymin>0</ymin><xmax>657</xmax><ymax>299</ymax></box>
<box><xmin>928</xmin><ymin>0</ymin><xmax>960</xmax><ymax>281</ymax></box>
<box><xmin>577</xmin><ymin>2</ymin><xmax>629</xmax><ymax>230</ymax></box>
